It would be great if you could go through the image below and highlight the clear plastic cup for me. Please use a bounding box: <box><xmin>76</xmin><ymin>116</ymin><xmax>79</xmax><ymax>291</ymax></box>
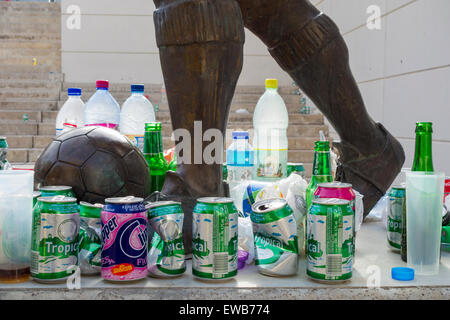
<box><xmin>0</xmin><ymin>171</ymin><xmax>34</xmax><ymax>283</ymax></box>
<box><xmin>406</xmin><ymin>171</ymin><xmax>445</xmax><ymax>275</ymax></box>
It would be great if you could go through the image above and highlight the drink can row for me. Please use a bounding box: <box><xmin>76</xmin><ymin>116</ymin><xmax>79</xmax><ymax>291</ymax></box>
<box><xmin>192</xmin><ymin>197</ymin><xmax>238</xmax><ymax>281</ymax></box>
<box><xmin>306</xmin><ymin>198</ymin><xmax>355</xmax><ymax>283</ymax></box>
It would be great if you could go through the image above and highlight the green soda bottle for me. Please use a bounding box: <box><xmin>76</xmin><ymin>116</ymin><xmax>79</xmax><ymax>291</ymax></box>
<box><xmin>401</xmin><ymin>122</ymin><xmax>434</xmax><ymax>262</ymax></box>
<box><xmin>305</xmin><ymin>141</ymin><xmax>333</xmax><ymax>210</ymax></box>
<box><xmin>144</xmin><ymin>122</ymin><xmax>169</xmax><ymax>193</ymax></box>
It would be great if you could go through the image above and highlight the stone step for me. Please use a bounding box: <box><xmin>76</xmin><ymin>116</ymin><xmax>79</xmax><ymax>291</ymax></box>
<box><xmin>0</xmin><ymin>72</ymin><xmax>63</xmax><ymax>81</ymax></box>
<box><xmin>0</xmin><ymin>20</ymin><xmax>60</xmax><ymax>36</ymax></box>
<box><xmin>0</xmin><ymin>122</ymin><xmax>56</xmax><ymax>136</ymax></box>
<box><xmin>1</xmin><ymin>135</ymin><xmax>54</xmax><ymax>149</ymax></box>
<box><xmin>6</xmin><ymin>148</ymin><xmax>43</xmax><ymax>164</ymax></box>
<box><xmin>0</xmin><ymin>2</ymin><xmax>60</xmax><ymax>15</ymax></box>
<box><xmin>0</xmin><ymin>80</ymin><xmax>61</xmax><ymax>90</ymax></box>
<box><xmin>0</xmin><ymin>87</ymin><xmax>61</xmax><ymax>100</ymax></box>
<box><xmin>0</xmin><ymin>40</ymin><xmax>61</xmax><ymax>52</ymax></box>
<box><xmin>0</xmin><ymin>63</ymin><xmax>60</xmax><ymax>74</ymax></box>
<box><xmin>62</xmin><ymin>83</ymin><xmax>301</xmax><ymax>96</ymax></box>
<box><xmin>0</xmin><ymin>110</ymin><xmax>42</xmax><ymax>122</ymax></box>
<box><xmin>0</xmin><ymin>99</ymin><xmax>59</xmax><ymax>111</ymax></box>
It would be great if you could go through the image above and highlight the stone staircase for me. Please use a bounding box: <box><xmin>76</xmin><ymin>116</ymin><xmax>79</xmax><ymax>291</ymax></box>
<box><xmin>0</xmin><ymin>1</ymin><xmax>329</xmax><ymax>177</ymax></box>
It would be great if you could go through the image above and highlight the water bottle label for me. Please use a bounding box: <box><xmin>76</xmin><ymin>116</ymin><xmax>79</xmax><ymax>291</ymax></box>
<box><xmin>85</xmin><ymin>123</ymin><xmax>118</xmax><ymax>130</ymax></box>
<box><xmin>255</xmin><ymin>149</ymin><xmax>287</xmax><ymax>179</ymax></box>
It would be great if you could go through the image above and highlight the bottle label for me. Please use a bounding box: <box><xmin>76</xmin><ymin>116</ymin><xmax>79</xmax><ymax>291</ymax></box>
<box><xmin>255</xmin><ymin>149</ymin><xmax>287</xmax><ymax>179</ymax></box>
<box><xmin>85</xmin><ymin>123</ymin><xmax>118</xmax><ymax>130</ymax></box>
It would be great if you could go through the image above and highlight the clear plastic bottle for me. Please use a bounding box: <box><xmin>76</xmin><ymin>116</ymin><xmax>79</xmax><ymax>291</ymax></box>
<box><xmin>120</xmin><ymin>84</ymin><xmax>156</xmax><ymax>151</ymax></box>
<box><xmin>83</xmin><ymin>80</ymin><xmax>120</xmax><ymax>129</ymax></box>
<box><xmin>253</xmin><ymin>79</ymin><xmax>289</xmax><ymax>181</ymax></box>
<box><xmin>227</xmin><ymin>131</ymin><xmax>254</xmax><ymax>191</ymax></box>
<box><xmin>56</xmin><ymin>88</ymin><xmax>85</xmax><ymax>136</ymax></box>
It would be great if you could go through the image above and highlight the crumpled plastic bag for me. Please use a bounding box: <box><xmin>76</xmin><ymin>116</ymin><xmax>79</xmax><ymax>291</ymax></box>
<box><xmin>366</xmin><ymin>193</ymin><xmax>390</xmax><ymax>228</ymax></box>
<box><xmin>238</xmin><ymin>216</ymin><xmax>255</xmax><ymax>266</ymax></box>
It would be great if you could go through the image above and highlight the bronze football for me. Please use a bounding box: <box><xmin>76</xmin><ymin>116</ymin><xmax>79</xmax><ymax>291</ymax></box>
<box><xmin>34</xmin><ymin>126</ymin><xmax>150</xmax><ymax>203</ymax></box>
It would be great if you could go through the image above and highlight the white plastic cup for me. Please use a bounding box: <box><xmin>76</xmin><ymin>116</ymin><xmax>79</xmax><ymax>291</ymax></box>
<box><xmin>406</xmin><ymin>171</ymin><xmax>445</xmax><ymax>275</ymax></box>
<box><xmin>0</xmin><ymin>171</ymin><xmax>34</xmax><ymax>283</ymax></box>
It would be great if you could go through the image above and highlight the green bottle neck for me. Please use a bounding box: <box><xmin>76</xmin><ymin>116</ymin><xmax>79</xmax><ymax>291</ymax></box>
<box><xmin>412</xmin><ymin>132</ymin><xmax>434</xmax><ymax>172</ymax></box>
<box><xmin>312</xmin><ymin>149</ymin><xmax>332</xmax><ymax>177</ymax></box>
<box><xmin>144</xmin><ymin>130</ymin><xmax>163</xmax><ymax>155</ymax></box>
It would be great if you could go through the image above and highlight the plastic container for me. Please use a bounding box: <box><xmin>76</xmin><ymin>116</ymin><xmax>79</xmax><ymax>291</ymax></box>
<box><xmin>0</xmin><ymin>171</ymin><xmax>34</xmax><ymax>283</ymax></box>
<box><xmin>406</xmin><ymin>171</ymin><xmax>445</xmax><ymax>275</ymax></box>
<box><xmin>227</xmin><ymin>131</ymin><xmax>254</xmax><ymax>192</ymax></box>
<box><xmin>83</xmin><ymin>80</ymin><xmax>121</xmax><ymax>129</ymax></box>
<box><xmin>120</xmin><ymin>84</ymin><xmax>156</xmax><ymax>151</ymax></box>
<box><xmin>56</xmin><ymin>88</ymin><xmax>85</xmax><ymax>136</ymax></box>
<box><xmin>253</xmin><ymin>79</ymin><xmax>289</xmax><ymax>181</ymax></box>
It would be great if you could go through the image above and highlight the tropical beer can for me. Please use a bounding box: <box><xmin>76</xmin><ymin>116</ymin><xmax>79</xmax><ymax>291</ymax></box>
<box><xmin>33</xmin><ymin>191</ymin><xmax>41</xmax><ymax>208</ymax></box>
<box><xmin>250</xmin><ymin>199</ymin><xmax>298</xmax><ymax>276</ymax></box>
<box><xmin>101</xmin><ymin>196</ymin><xmax>148</xmax><ymax>282</ymax></box>
<box><xmin>39</xmin><ymin>186</ymin><xmax>76</xmax><ymax>198</ymax></box>
<box><xmin>147</xmin><ymin>201</ymin><xmax>186</xmax><ymax>278</ymax></box>
<box><xmin>78</xmin><ymin>202</ymin><xmax>103</xmax><ymax>275</ymax></box>
<box><xmin>31</xmin><ymin>196</ymin><xmax>80</xmax><ymax>283</ymax></box>
<box><xmin>306</xmin><ymin>198</ymin><xmax>354</xmax><ymax>282</ymax></box>
<box><xmin>387</xmin><ymin>186</ymin><xmax>405</xmax><ymax>250</ymax></box>
<box><xmin>192</xmin><ymin>197</ymin><xmax>238</xmax><ymax>280</ymax></box>
<box><xmin>287</xmin><ymin>162</ymin><xmax>305</xmax><ymax>178</ymax></box>
<box><xmin>314</xmin><ymin>182</ymin><xmax>356</xmax><ymax>212</ymax></box>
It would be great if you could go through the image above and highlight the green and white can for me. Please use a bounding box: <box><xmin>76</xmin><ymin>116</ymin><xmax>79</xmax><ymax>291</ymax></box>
<box><xmin>192</xmin><ymin>197</ymin><xmax>238</xmax><ymax>281</ymax></box>
<box><xmin>250</xmin><ymin>198</ymin><xmax>298</xmax><ymax>276</ymax></box>
<box><xmin>31</xmin><ymin>196</ymin><xmax>80</xmax><ymax>283</ymax></box>
<box><xmin>387</xmin><ymin>186</ymin><xmax>405</xmax><ymax>251</ymax></box>
<box><xmin>306</xmin><ymin>198</ymin><xmax>354</xmax><ymax>283</ymax></box>
<box><xmin>147</xmin><ymin>201</ymin><xmax>186</xmax><ymax>278</ymax></box>
<box><xmin>78</xmin><ymin>202</ymin><xmax>103</xmax><ymax>275</ymax></box>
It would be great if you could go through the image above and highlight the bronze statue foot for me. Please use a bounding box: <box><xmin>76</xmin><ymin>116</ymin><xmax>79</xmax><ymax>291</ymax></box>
<box><xmin>334</xmin><ymin>123</ymin><xmax>405</xmax><ymax>217</ymax></box>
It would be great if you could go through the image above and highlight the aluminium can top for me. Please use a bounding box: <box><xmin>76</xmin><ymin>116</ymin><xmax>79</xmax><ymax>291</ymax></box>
<box><xmin>251</xmin><ymin>198</ymin><xmax>287</xmax><ymax>214</ymax></box>
<box><xmin>317</xmin><ymin>182</ymin><xmax>353</xmax><ymax>189</ymax></box>
<box><xmin>197</xmin><ymin>197</ymin><xmax>234</xmax><ymax>204</ymax></box>
<box><xmin>105</xmin><ymin>196</ymin><xmax>144</xmax><ymax>204</ymax></box>
<box><xmin>311</xmin><ymin>198</ymin><xmax>350</xmax><ymax>206</ymax></box>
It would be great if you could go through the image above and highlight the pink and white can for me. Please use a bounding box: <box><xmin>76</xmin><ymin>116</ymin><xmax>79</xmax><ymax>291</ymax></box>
<box><xmin>313</xmin><ymin>182</ymin><xmax>356</xmax><ymax>212</ymax></box>
<box><xmin>101</xmin><ymin>196</ymin><xmax>148</xmax><ymax>282</ymax></box>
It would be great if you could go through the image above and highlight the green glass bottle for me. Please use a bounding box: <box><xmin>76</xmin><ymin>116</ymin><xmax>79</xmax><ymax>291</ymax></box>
<box><xmin>168</xmin><ymin>152</ymin><xmax>177</xmax><ymax>172</ymax></box>
<box><xmin>401</xmin><ymin>122</ymin><xmax>434</xmax><ymax>262</ymax></box>
<box><xmin>305</xmin><ymin>141</ymin><xmax>333</xmax><ymax>210</ymax></box>
<box><xmin>144</xmin><ymin>122</ymin><xmax>168</xmax><ymax>193</ymax></box>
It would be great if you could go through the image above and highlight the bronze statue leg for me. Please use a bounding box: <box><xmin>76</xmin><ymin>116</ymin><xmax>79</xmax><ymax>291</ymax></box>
<box><xmin>236</xmin><ymin>0</ymin><xmax>405</xmax><ymax>216</ymax></box>
<box><xmin>152</xmin><ymin>0</ymin><xmax>245</xmax><ymax>252</ymax></box>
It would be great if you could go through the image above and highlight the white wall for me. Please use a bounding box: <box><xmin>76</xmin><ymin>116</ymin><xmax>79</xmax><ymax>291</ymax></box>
<box><xmin>61</xmin><ymin>0</ymin><xmax>450</xmax><ymax>174</ymax></box>
<box><xmin>313</xmin><ymin>0</ymin><xmax>450</xmax><ymax>175</ymax></box>
<box><xmin>60</xmin><ymin>0</ymin><xmax>292</xmax><ymax>86</ymax></box>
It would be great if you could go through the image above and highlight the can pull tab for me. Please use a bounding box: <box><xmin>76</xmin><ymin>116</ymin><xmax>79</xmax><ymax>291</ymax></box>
<box><xmin>123</xmin><ymin>196</ymin><xmax>135</xmax><ymax>201</ymax></box>
<box><xmin>52</xmin><ymin>195</ymin><xmax>66</xmax><ymax>201</ymax></box>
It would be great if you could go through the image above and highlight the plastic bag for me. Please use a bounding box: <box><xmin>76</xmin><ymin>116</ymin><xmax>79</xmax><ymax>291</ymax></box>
<box><xmin>238</xmin><ymin>216</ymin><xmax>255</xmax><ymax>266</ymax></box>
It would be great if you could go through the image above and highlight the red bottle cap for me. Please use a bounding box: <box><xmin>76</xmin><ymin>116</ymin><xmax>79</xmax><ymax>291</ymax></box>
<box><xmin>445</xmin><ymin>178</ymin><xmax>450</xmax><ymax>193</ymax></box>
<box><xmin>96</xmin><ymin>80</ymin><xmax>109</xmax><ymax>89</ymax></box>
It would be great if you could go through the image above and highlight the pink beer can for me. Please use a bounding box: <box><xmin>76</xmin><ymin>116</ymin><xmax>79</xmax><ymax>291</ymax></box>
<box><xmin>101</xmin><ymin>196</ymin><xmax>148</xmax><ymax>282</ymax></box>
<box><xmin>314</xmin><ymin>182</ymin><xmax>356</xmax><ymax>211</ymax></box>
<box><xmin>444</xmin><ymin>178</ymin><xmax>450</xmax><ymax>203</ymax></box>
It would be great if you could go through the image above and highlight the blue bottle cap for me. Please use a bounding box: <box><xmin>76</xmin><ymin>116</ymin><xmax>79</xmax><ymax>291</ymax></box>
<box><xmin>391</xmin><ymin>267</ymin><xmax>415</xmax><ymax>281</ymax></box>
<box><xmin>68</xmin><ymin>88</ymin><xmax>82</xmax><ymax>96</ymax></box>
<box><xmin>232</xmin><ymin>131</ymin><xmax>249</xmax><ymax>139</ymax></box>
<box><xmin>131</xmin><ymin>84</ymin><xmax>145</xmax><ymax>93</ymax></box>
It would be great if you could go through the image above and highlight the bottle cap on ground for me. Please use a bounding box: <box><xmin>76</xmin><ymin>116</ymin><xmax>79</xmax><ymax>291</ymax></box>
<box><xmin>131</xmin><ymin>84</ymin><xmax>145</xmax><ymax>92</ymax></box>
<box><xmin>391</xmin><ymin>267</ymin><xmax>415</xmax><ymax>281</ymax></box>
<box><xmin>265</xmin><ymin>78</ymin><xmax>278</xmax><ymax>89</ymax></box>
<box><xmin>96</xmin><ymin>80</ymin><xmax>109</xmax><ymax>89</ymax></box>
<box><xmin>232</xmin><ymin>131</ymin><xmax>249</xmax><ymax>139</ymax></box>
<box><xmin>68</xmin><ymin>88</ymin><xmax>82</xmax><ymax>96</ymax></box>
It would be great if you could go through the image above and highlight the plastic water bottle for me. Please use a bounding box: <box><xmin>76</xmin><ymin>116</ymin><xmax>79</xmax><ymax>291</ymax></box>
<box><xmin>83</xmin><ymin>80</ymin><xmax>120</xmax><ymax>129</ymax></box>
<box><xmin>56</xmin><ymin>88</ymin><xmax>85</xmax><ymax>136</ymax></box>
<box><xmin>253</xmin><ymin>79</ymin><xmax>289</xmax><ymax>181</ymax></box>
<box><xmin>227</xmin><ymin>131</ymin><xmax>254</xmax><ymax>191</ymax></box>
<box><xmin>120</xmin><ymin>84</ymin><xmax>156</xmax><ymax>151</ymax></box>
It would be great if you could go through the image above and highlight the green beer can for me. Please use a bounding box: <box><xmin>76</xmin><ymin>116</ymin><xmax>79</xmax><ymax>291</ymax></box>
<box><xmin>33</xmin><ymin>191</ymin><xmax>41</xmax><ymax>208</ymax></box>
<box><xmin>31</xmin><ymin>196</ymin><xmax>80</xmax><ymax>283</ymax></box>
<box><xmin>387</xmin><ymin>186</ymin><xmax>405</xmax><ymax>251</ymax></box>
<box><xmin>39</xmin><ymin>185</ymin><xmax>76</xmax><ymax>198</ymax></box>
<box><xmin>78</xmin><ymin>202</ymin><xmax>103</xmax><ymax>275</ymax></box>
<box><xmin>192</xmin><ymin>197</ymin><xmax>238</xmax><ymax>280</ymax></box>
<box><xmin>287</xmin><ymin>162</ymin><xmax>305</xmax><ymax>178</ymax></box>
<box><xmin>306</xmin><ymin>198</ymin><xmax>354</xmax><ymax>283</ymax></box>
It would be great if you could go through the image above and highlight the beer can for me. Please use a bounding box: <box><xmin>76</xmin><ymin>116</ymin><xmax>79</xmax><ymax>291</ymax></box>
<box><xmin>314</xmin><ymin>182</ymin><xmax>356</xmax><ymax>212</ymax></box>
<box><xmin>250</xmin><ymin>198</ymin><xmax>298</xmax><ymax>276</ymax></box>
<box><xmin>444</xmin><ymin>178</ymin><xmax>450</xmax><ymax>203</ymax></box>
<box><xmin>387</xmin><ymin>186</ymin><xmax>406</xmax><ymax>251</ymax></box>
<box><xmin>31</xmin><ymin>196</ymin><xmax>80</xmax><ymax>283</ymax></box>
<box><xmin>287</xmin><ymin>162</ymin><xmax>305</xmax><ymax>178</ymax></box>
<box><xmin>306</xmin><ymin>198</ymin><xmax>354</xmax><ymax>283</ymax></box>
<box><xmin>147</xmin><ymin>201</ymin><xmax>186</xmax><ymax>278</ymax></box>
<box><xmin>78</xmin><ymin>202</ymin><xmax>103</xmax><ymax>275</ymax></box>
<box><xmin>33</xmin><ymin>191</ymin><xmax>41</xmax><ymax>208</ymax></box>
<box><xmin>192</xmin><ymin>197</ymin><xmax>238</xmax><ymax>281</ymax></box>
<box><xmin>101</xmin><ymin>196</ymin><xmax>148</xmax><ymax>282</ymax></box>
<box><xmin>39</xmin><ymin>186</ymin><xmax>76</xmax><ymax>198</ymax></box>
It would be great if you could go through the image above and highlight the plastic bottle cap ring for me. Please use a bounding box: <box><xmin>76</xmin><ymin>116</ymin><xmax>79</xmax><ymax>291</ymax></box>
<box><xmin>391</xmin><ymin>267</ymin><xmax>415</xmax><ymax>281</ymax></box>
